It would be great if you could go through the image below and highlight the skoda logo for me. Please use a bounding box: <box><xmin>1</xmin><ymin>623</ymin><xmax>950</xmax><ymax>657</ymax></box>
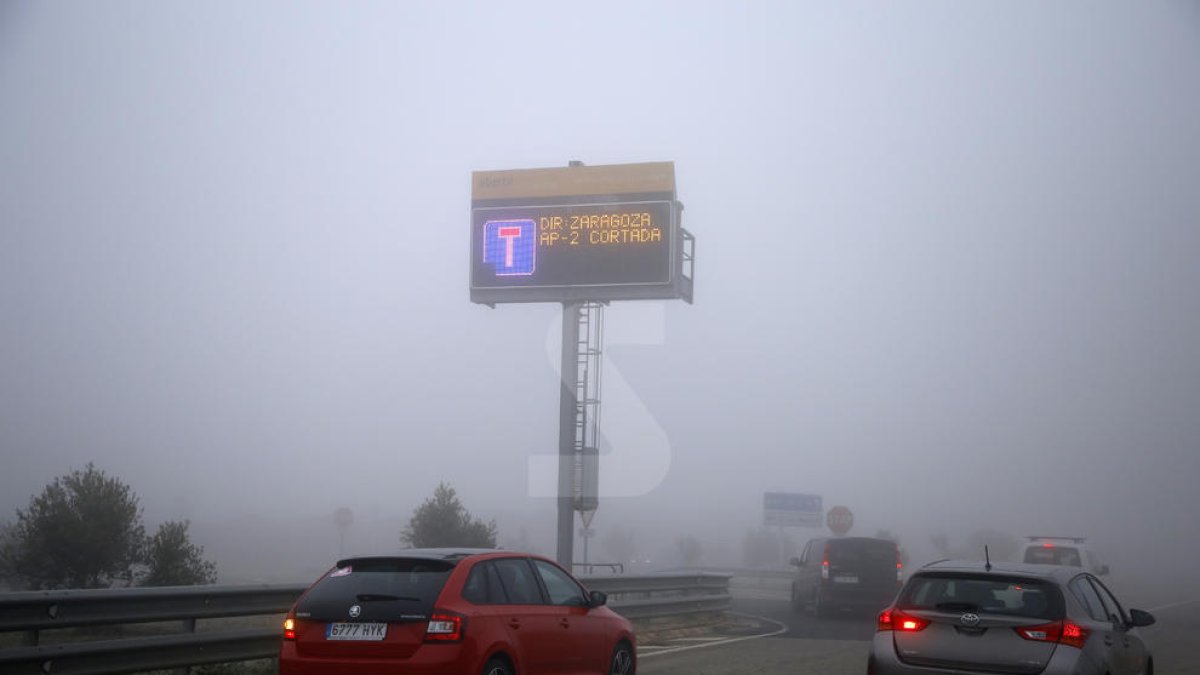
<box><xmin>960</xmin><ymin>613</ymin><xmax>980</xmax><ymax>627</ymax></box>
<box><xmin>348</xmin><ymin>604</ymin><xmax>362</xmax><ymax>619</ymax></box>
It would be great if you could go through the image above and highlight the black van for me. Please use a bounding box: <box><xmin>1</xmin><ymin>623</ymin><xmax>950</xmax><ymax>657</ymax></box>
<box><xmin>789</xmin><ymin>537</ymin><xmax>902</xmax><ymax>618</ymax></box>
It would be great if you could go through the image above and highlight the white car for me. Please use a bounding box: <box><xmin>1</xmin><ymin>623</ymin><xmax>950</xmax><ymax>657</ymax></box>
<box><xmin>1019</xmin><ymin>536</ymin><xmax>1109</xmax><ymax>575</ymax></box>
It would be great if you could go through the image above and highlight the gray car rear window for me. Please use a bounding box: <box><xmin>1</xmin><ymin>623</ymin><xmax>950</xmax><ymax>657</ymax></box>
<box><xmin>899</xmin><ymin>573</ymin><xmax>1063</xmax><ymax>620</ymax></box>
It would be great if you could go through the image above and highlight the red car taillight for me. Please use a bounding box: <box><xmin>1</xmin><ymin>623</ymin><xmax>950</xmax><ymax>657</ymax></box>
<box><xmin>820</xmin><ymin>543</ymin><xmax>831</xmax><ymax>581</ymax></box>
<box><xmin>282</xmin><ymin>614</ymin><xmax>296</xmax><ymax>641</ymax></box>
<box><xmin>1014</xmin><ymin>620</ymin><xmax>1089</xmax><ymax>649</ymax></box>
<box><xmin>1060</xmin><ymin>622</ymin><xmax>1089</xmax><ymax>648</ymax></box>
<box><xmin>877</xmin><ymin>607</ymin><xmax>929</xmax><ymax>632</ymax></box>
<box><xmin>424</xmin><ymin>610</ymin><xmax>465</xmax><ymax>642</ymax></box>
<box><xmin>896</xmin><ymin>550</ymin><xmax>904</xmax><ymax>582</ymax></box>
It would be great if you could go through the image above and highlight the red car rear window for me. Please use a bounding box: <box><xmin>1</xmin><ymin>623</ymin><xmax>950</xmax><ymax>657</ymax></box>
<box><xmin>297</xmin><ymin>558</ymin><xmax>454</xmax><ymax>621</ymax></box>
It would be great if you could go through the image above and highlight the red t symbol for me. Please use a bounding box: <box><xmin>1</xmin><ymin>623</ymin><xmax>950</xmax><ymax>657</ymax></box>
<box><xmin>498</xmin><ymin>226</ymin><xmax>522</xmax><ymax>268</ymax></box>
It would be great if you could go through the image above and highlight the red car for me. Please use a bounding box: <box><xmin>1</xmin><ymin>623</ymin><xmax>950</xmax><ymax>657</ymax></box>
<box><xmin>279</xmin><ymin>548</ymin><xmax>636</xmax><ymax>675</ymax></box>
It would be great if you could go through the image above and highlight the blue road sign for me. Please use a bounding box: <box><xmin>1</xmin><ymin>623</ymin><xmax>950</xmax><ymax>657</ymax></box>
<box><xmin>763</xmin><ymin>492</ymin><xmax>823</xmax><ymax>527</ymax></box>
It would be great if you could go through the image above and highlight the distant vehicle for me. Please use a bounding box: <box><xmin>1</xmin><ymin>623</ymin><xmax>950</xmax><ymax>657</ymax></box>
<box><xmin>279</xmin><ymin>548</ymin><xmax>635</xmax><ymax>675</ymax></box>
<box><xmin>1020</xmin><ymin>536</ymin><xmax>1109</xmax><ymax>575</ymax></box>
<box><xmin>789</xmin><ymin>536</ymin><xmax>903</xmax><ymax>618</ymax></box>
<box><xmin>867</xmin><ymin>560</ymin><xmax>1154</xmax><ymax>675</ymax></box>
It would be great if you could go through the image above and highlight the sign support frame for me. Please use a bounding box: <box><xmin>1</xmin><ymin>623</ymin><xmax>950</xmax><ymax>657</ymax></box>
<box><xmin>556</xmin><ymin>301</ymin><xmax>581</xmax><ymax>567</ymax></box>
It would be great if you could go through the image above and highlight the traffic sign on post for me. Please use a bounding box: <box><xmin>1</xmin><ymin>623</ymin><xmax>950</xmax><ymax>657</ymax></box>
<box><xmin>470</xmin><ymin>160</ymin><xmax>696</xmax><ymax>569</ymax></box>
<box><xmin>826</xmin><ymin>506</ymin><xmax>854</xmax><ymax>536</ymax></box>
<box><xmin>763</xmin><ymin>492</ymin><xmax>823</xmax><ymax>527</ymax></box>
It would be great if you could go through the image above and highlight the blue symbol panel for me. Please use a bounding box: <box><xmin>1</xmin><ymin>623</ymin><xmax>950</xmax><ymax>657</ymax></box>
<box><xmin>483</xmin><ymin>219</ymin><xmax>536</xmax><ymax>276</ymax></box>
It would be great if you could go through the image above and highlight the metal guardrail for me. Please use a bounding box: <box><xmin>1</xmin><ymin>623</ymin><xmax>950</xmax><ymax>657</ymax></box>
<box><xmin>0</xmin><ymin>573</ymin><xmax>731</xmax><ymax>674</ymax></box>
<box><xmin>0</xmin><ymin>584</ymin><xmax>310</xmax><ymax>635</ymax></box>
<box><xmin>1</xmin><ymin>630</ymin><xmax>281</xmax><ymax>675</ymax></box>
<box><xmin>588</xmin><ymin>572</ymin><xmax>732</xmax><ymax>620</ymax></box>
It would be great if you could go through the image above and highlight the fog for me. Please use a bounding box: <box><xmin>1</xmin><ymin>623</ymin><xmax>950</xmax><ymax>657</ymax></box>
<box><xmin>2</xmin><ymin>2</ymin><xmax>1198</xmax><ymax>593</ymax></box>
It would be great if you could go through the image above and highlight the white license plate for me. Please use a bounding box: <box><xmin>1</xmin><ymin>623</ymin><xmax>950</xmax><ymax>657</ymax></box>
<box><xmin>326</xmin><ymin>622</ymin><xmax>388</xmax><ymax>641</ymax></box>
<box><xmin>833</xmin><ymin>575</ymin><xmax>859</xmax><ymax>584</ymax></box>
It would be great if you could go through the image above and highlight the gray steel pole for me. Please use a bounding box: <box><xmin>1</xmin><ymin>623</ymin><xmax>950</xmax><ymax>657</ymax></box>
<box><xmin>556</xmin><ymin>301</ymin><xmax>581</xmax><ymax>566</ymax></box>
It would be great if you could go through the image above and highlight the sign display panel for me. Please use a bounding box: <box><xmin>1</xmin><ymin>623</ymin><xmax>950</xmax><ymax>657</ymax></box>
<box><xmin>472</xmin><ymin>201</ymin><xmax>673</xmax><ymax>290</ymax></box>
<box><xmin>469</xmin><ymin>162</ymin><xmax>692</xmax><ymax>304</ymax></box>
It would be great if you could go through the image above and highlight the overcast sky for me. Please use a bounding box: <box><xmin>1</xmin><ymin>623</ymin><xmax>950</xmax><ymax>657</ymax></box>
<box><xmin>2</xmin><ymin>1</ymin><xmax>1198</xmax><ymax>573</ymax></box>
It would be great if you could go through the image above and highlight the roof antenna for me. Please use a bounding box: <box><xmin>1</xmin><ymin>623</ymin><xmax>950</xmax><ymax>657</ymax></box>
<box><xmin>984</xmin><ymin>545</ymin><xmax>992</xmax><ymax>572</ymax></box>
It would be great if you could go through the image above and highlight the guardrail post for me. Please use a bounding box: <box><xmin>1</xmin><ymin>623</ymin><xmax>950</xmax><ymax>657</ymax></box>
<box><xmin>174</xmin><ymin>618</ymin><xmax>197</xmax><ymax>675</ymax></box>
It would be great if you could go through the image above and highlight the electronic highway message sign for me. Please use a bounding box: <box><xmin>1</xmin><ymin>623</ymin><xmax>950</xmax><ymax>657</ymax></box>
<box><xmin>470</xmin><ymin>162</ymin><xmax>694</xmax><ymax>304</ymax></box>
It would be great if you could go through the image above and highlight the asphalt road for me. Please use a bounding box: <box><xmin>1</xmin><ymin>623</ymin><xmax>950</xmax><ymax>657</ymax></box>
<box><xmin>638</xmin><ymin>594</ymin><xmax>1198</xmax><ymax>675</ymax></box>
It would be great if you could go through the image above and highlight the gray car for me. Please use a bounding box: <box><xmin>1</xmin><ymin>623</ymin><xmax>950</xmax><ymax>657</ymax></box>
<box><xmin>867</xmin><ymin>561</ymin><xmax>1155</xmax><ymax>675</ymax></box>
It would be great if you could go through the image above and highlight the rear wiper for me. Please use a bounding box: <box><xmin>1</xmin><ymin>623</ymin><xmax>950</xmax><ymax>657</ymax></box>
<box><xmin>355</xmin><ymin>593</ymin><xmax>419</xmax><ymax>602</ymax></box>
<box><xmin>935</xmin><ymin>602</ymin><xmax>979</xmax><ymax>611</ymax></box>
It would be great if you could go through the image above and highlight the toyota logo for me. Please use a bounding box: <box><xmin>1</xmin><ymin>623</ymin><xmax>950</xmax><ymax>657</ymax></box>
<box><xmin>960</xmin><ymin>613</ymin><xmax>980</xmax><ymax>627</ymax></box>
<box><xmin>348</xmin><ymin>604</ymin><xmax>362</xmax><ymax>619</ymax></box>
